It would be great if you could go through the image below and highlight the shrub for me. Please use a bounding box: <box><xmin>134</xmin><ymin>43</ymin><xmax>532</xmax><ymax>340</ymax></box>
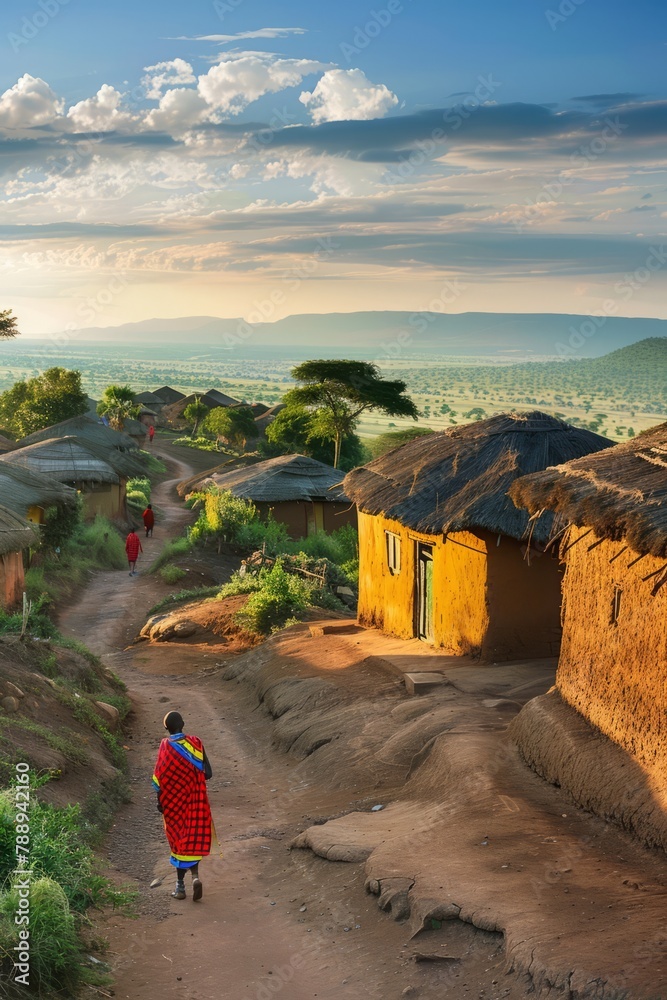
<box><xmin>148</xmin><ymin>585</ymin><xmax>221</xmax><ymax>615</ymax></box>
<box><xmin>138</xmin><ymin>450</ymin><xmax>166</xmax><ymax>474</ymax></box>
<box><xmin>189</xmin><ymin>487</ymin><xmax>257</xmax><ymax>544</ymax></box>
<box><xmin>159</xmin><ymin>564</ymin><xmax>187</xmax><ymax>585</ymax></box>
<box><xmin>235</xmin><ymin>562</ymin><xmax>309</xmax><ymax>634</ymax></box>
<box><xmin>42</xmin><ymin>495</ymin><xmax>84</xmax><ymax>550</ymax></box>
<box><xmin>67</xmin><ymin>516</ymin><xmax>126</xmax><ymax>570</ymax></box>
<box><xmin>172</xmin><ymin>436</ymin><xmax>220</xmax><ymax>453</ymax></box>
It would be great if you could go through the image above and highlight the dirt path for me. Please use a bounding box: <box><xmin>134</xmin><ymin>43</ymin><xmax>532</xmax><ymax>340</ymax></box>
<box><xmin>59</xmin><ymin>446</ymin><xmax>480</xmax><ymax>1000</ymax></box>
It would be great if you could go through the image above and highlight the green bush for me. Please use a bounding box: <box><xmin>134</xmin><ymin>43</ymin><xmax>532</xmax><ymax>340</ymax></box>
<box><xmin>219</xmin><ymin>570</ymin><xmax>263</xmax><ymax>598</ymax></box>
<box><xmin>126</xmin><ymin>488</ymin><xmax>149</xmax><ymax>510</ymax></box>
<box><xmin>235</xmin><ymin>562</ymin><xmax>309</xmax><ymax>634</ymax></box>
<box><xmin>172</xmin><ymin>436</ymin><xmax>220</xmax><ymax>452</ymax></box>
<box><xmin>189</xmin><ymin>487</ymin><xmax>258</xmax><ymax>544</ymax></box>
<box><xmin>235</xmin><ymin>517</ymin><xmax>291</xmax><ymax>554</ymax></box>
<box><xmin>138</xmin><ymin>450</ymin><xmax>166</xmax><ymax>474</ymax></box>
<box><xmin>149</xmin><ymin>536</ymin><xmax>191</xmax><ymax>572</ymax></box>
<box><xmin>159</xmin><ymin>564</ymin><xmax>186</xmax><ymax>585</ymax></box>
<box><xmin>286</xmin><ymin>523</ymin><xmax>358</xmax><ymax>564</ymax></box>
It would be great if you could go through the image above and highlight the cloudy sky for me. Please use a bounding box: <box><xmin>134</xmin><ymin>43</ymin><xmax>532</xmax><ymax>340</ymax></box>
<box><xmin>1</xmin><ymin>0</ymin><xmax>666</xmax><ymax>336</ymax></box>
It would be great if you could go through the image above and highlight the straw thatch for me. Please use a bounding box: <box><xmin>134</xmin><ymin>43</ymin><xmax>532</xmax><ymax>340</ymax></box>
<box><xmin>186</xmin><ymin>454</ymin><xmax>350</xmax><ymax>503</ymax></box>
<box><xmin>135</xmin><ymin>391</ymin><xmax>165</xmax><ymax>408</ymax></box>
<box><xmin>510</xmin><ymin>421</ymin><xmax>667</xmax><ymax>557</ymax></box>
<box><xmin>153</xmin><ymin>386</ymin><xmax>185</xmax><ymax>405</ymax></box>
<box><xmin>344</xmin><ymin>412</ymin><xmax>612</xmax><ymax>545</ymax></box>
<box><xmin>0</xmin><ymin>435</ymin><xmax>17</xmax><ymax>455</ymax></box>
<box><xmin>2</xmin><ymin>437</ymin><xmax>122</xmax><ymax>484</ymax></box>
<box><xmin>20</xmin><ymin>415</ymin><xmax>138</xmax><ymax>452</ymax></box>
<box><xmin>176</xmin><ymin>455</ymin><xmax>262</xmax><ymax>498</ymax></box>
<box><xmin>206</xmin><ymin>389</ymin><xmax>242</xmax><ymax>407</ymax></box>
<box><xmin>0</xmin><ymin>462</ymin><xmax>77</xmax><ymax>516</ymax></box>
<box><xmin>0</xmin><ymin>505</ymin><xmax>40</xmax><ymax>555</ymax></box>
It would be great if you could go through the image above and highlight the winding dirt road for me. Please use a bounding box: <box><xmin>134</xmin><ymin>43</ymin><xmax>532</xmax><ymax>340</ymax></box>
<box><xmin>58</xmin><ymin>447</ymin><xmax>467</xmax><ymax>1000</ymax></box>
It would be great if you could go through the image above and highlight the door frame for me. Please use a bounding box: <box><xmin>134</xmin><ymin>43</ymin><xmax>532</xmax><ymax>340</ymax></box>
<box><xmin>414</xmin><ymin>541</ymin><xmax>434</xmax><ymax>643</ymax></box>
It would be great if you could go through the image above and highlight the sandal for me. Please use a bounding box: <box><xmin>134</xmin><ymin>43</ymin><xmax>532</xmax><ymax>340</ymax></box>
<box><xmin>192</xmin><ymin>878</ymin><xmax>203</xmax><ymax>902</ymax></box>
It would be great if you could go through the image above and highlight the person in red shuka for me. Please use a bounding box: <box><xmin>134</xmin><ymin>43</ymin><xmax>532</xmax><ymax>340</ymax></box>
<box><xmin>125</xmin><ymin>528</ymin><xmax>143</xmax><ymax>576</ymax></box>
<box><xmin>148</xmin><ymin>425</ymin><xmax>155</xmax><ymax>444</ymax></box>
<box><xmin>142</xmin><ymin>503</ymin><xmax>155</xmax><ymax>538</ymax></box>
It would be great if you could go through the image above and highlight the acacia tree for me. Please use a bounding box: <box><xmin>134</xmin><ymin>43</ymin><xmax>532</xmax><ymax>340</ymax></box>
<box><xmin>286</xmin><ymin>360</ymin><xmax>418</xmax><ymax>468</ymax></box>
<box><xmin>206</xmin><ymin>406</ymin><xmax>259</xmax><ymax>452</ymax></box>
<box><xmin>183</xmin><ymin>396</ymin><xmax>209</xmax><ymax>437</ymax></box>
<box><xmin>0</xmin><ymin>310</ymin><xmax>19</xmax><ymax>339</ymax></box>
<box><xmin>264</xmin><ymin>403</ymin><xmax>367</xmax><ymax>470</ymax></box>
<box><xmin>97</xmin><ymin>384</ymin><xmax>138</xmax><ymax>430</ymax></box>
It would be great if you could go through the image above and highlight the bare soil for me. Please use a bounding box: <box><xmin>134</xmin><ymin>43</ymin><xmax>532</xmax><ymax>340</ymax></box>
<box><xmin>52</xmin><ymin>440</ymin><xmax>667</xmax><ymax>1000</ymax></box>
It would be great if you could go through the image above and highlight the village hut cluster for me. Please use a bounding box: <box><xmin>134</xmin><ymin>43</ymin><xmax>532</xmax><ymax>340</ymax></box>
<box><xmin>0</xmin><ymin>412</ymin><xmax>148</xmax><ymax>609</ymax></box>
<box><xmin>135</xmin><ymin>384</ymin><xmax>284</xmax><ymax>440</ymax></box>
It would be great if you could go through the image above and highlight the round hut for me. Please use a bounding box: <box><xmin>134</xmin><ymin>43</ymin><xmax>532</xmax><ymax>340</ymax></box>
<box><xmin>343</xmin><ymin>411</ymin><xmax>612</xmax><ymax>661</ymax></box>
<box><xmin>0</xmin><ymin>462</ymin><xmax>77</xmax><ymax>524</ymax></box>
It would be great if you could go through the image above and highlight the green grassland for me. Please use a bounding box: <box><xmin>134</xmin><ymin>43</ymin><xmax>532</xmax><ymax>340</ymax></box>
<box><xmin>3</xmin><ymin>337</ymin><xmax>666</xmax><ymax>443</ymax></box>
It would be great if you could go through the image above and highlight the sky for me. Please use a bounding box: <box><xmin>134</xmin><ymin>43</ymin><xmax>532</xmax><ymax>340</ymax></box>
<box><xmin>0</xmin><ymin>0</ymin><xmax>666</xmax><ymax>337</ymax></box>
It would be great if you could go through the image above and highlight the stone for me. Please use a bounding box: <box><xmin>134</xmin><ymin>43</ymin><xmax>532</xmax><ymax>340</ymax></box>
<box><xmin>95</xmin><ymin>701</ymin><xmax>121</xmax><ymax>731</ymax></box>
<box><xmin>404</xmin><ymin>672</ymin><xmax>448</xmax><ymax>696</ymax></box>
<box><xmin>172</xmin><ymin>620</ymin><xmax>198</xmax><ymax>638</ymax></box>
<box><xmin>5</xmin><ymin>682</ymin><xmax>24</xmax><ymax>699</ymax></box>
<box><xmin>1</xmin><ymin>697</ymin><xmax>19</xmax><ymax>713</ymax></box>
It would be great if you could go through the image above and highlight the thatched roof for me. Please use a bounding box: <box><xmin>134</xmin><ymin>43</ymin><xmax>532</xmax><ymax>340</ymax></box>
<box><xmin>2</xmin><ymin>438</ymin><xmax>122</xmax><ymax>485</ymax></box>
<box><xmin>0</xmin><ymin>462</ymin><xmax>77</xmax><ymax>516</ymax></box>
<box><xmin>255</xmin><ymin>403</ymin><xmax>286</xmax><ymax>434</ymax></box>
<box><xmin>21</xmin><ymin>415</ymin><xmax>138</xmax><ymax>452</ymax></box>
<box><xmin>186</xmin><ymin>454</ymin><xmax>350</xmax><ymax>503</ymax></box>
<box><xmin>344</xmin><ymin>411</ymin><xmax>612</xmax><ymax>544</ymax></box>
<box><xmin>0</xmin><ymin>505</ymin><xmax>40</xmax><ymax>555</ymax></box>
<box><xmin>510</xmin><ymin>422</ymin><xmax>667</xmax><ymax>557</ymax></box>
<box><xmin>206</xmin><ymin>389</ymin><xmax>242</xmax><ymax>407</ymax></box>
<box><xmin>0</xmin><ymin>435</ymin><xmax>17</xmax><ymax>454</ymax></box>
<box><xmin>121</xmin><ymin>417</ymin><xmax>148</xmax><ymax>439</ymax></box>
<box><xmin>153</xmin><ymin>386</ymin><xmax>185</xmax><ymax>405</ymax></box>
<box><xmin>135</xmin><ymin>391</ymin><xmax>165</xmax><ymax>408</ymax></box>
<box><xmin>176</xmin><ymin>455</ymin><xmax>262</xmax><ymax>497</ymax></box>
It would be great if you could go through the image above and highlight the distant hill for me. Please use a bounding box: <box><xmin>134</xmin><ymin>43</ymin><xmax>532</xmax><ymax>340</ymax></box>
<box><xmin>46</xmin><ymin>312</ymin><xmax>667</xmax><ymax>359</ymax></box>
<box><xmin>589</xmin><ymin>336</ymin><xmax>667</xmax><ymax>372</ymax></box>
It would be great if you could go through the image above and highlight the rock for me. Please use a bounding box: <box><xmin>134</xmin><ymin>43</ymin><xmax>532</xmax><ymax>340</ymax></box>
<box><xmin>1</xmin><ymin>697</ymin><xmax>19</xmax><ymax>713</ymax></box>
<box><xmin>94</xmin><ymin>701</ymin><xmax>121</xmax><ymax>731</ymax></box>
<box><xmin>5</xmin><ymin>683</ymin><xmax>24</xmax><ymax>699</ymax></box>
<box><xmin>172</xmin><ymin>620</ymin><xmax>198</xmax><ymax>638</ymax></box>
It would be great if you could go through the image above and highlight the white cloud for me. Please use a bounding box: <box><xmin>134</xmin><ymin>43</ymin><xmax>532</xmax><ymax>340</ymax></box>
<box><xmin>0</xmin><ymin>74</ymin><xmax>63</xmax><ymax>129</ymax></box>
<box><xmin>145</xmin><ymin>88</ymin><xmax>210</xmax><ymax>135</ymax></box>
<box><xmin>173</xmin><ymin>28</ymin><xmax>307</xmax><ymax>42</ymax></box>
<box><xmin>67</xmin><ymin>85</ymin><xmax>133</xmax><ymax>132</ymax></box>
<box><xmin>299</xmin><ymin>68</ymin><xmax>398</xmax><ymax>124</ymax></box>
<box><xmin>198</xmin><ymin>52</ymin><xmax>327</xmax><ymax>116</ymax></box>
<box><xmin>142</xmin><ymin>58</ymin><xmax>196</xmax><ymax>100</ymax></box>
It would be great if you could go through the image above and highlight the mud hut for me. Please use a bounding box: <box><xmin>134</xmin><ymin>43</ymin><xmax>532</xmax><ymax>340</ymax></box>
<box><xmin>343</xmin><ymin>412</ymin><xmax>612</xmax><ymax>661</ymax></box>
<box><xmin>1</xmin><ymin>437</ymin><xmax>140</xmax><ymax>519</ymax></box>
<box><xmin>184</xmin><ymin>454</ymin><xmax>357</xmax><ymax>539</ymax></box>
<box><xmin>509</xmin><ymin>422</ymin><xmax>667</xmax><ymax>843</ymax></box>
<box><xmin>0</xmin><ymin>506</ymin><xmax>39</xmax><ymax>608</ymax></box>
<box><xmin>20</xmin><ymin>415</ymin><xmax>138</xmax><ymax>453</ymax></box>
<box><xmin>0</xmin><ymin>462</ymin><xmax>77</xmax><ymax>523</ymax></box>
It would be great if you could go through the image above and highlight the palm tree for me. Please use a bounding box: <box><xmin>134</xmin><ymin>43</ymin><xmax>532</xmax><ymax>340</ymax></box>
<box><xmin>97</xmin><ymin>384</ymin><xmax>138</xmax><ymax>430</ymax></box>
<box><xmin>183</xmin><ymin>397</ymin><xmax>210</xmax><ymax>437</ymax></box>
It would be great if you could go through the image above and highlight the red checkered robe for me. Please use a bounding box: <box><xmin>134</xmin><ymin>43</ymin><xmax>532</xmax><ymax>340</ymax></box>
<box><xmin>152</xmin><ymin>734</ymin><xmax>212</xmax><ymax>866</ymax></box>
<box><xmin>125</xmin><ymin>532</ymin><xmax>142</xmax><ymax>561</ymax></box>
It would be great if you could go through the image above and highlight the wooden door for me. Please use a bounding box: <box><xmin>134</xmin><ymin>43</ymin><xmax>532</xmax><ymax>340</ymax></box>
<box><xmin>416</xmin><ymin>543</ymin><xmax>434</xmax><ymax>643</ymax></box>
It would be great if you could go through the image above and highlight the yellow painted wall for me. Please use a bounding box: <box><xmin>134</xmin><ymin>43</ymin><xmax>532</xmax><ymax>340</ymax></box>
<box><xmin>356</xmin><ymin>511</ymin><xmax>489</xmax><ymax>655</ymax></box>
<box><xmin>80</xmin><ymin>481</ymin><xmax>126</xmax><ymax>520</ymax></box>
<box><xmin>557</xmin><ymin>526</ymin><xmax>667</xmax><ymax>770</ymax></box>
<box><xmin>357</xmin><ymin>513</ymin><xmax>564</xmax><ymax>660</ymax></box>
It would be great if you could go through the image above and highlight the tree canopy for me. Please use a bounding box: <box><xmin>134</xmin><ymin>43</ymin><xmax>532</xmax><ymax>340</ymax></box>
<box><xmin>206</xmin><ymin>405</ymin><xmax>259</xmax><ymax>451</ymax></box>
<box><xmin>285</xmin><ymin>360</ymin><xmax>418</xmax><ymax>467</ymax></box>
<box><xmin>0</xmin><ymin>367</ymin><xmax>88</xmax><ymax>438</ymax></box>
<box><xmin>97</xmin><ymin>385</ymin><xmax>138</xmax><ymax>430</ymax></box>
<box><xmin>183</xmin><ymin>396</ymin><xmax>209</xmax><ymax>437</ymax></box>
<box><xmin>264</xmin><ymin>403</ymin><xmax>369</xmax><ymax>471</ymax></box>
<box><xmin>369</xmin><ymin>426</ymin><xmax>435</xmax><ymax>459</ymax></box>
<box><xmin>0</xmin><ymin>310</ymin><xmax>19</xmax><ymax>339</ymax></box>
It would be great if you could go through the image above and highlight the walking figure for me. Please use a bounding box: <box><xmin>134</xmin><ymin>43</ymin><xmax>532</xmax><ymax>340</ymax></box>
<box><xmin>153</xmin><ymin>711</ymin><xmax>213</xmax><ymax>901</ymax></box>
<box><xmin>125</xmin><ymin>527</ymin><xmax>143</xmax><ymax>576</ymax></box>
<box><xmin>142</xmin><ymin>503</ymin><xmax>155</xmax><ymax>537</ymax></box>
<box><xmin>148</xmin><ymin>424</ymin><xmax>155</xmax><ymax>444</ymax></box>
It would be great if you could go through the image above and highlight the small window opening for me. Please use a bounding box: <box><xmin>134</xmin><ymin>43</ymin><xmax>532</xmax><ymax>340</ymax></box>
<box><xmin>610</xmin><ymin>586</ymin><xmax>622</xmax><ymax>626</ymax></box>
<box><xmin>385</xmin><ymin>531</ymin><xmax>401</xmax><ymax>575</ymax></box>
